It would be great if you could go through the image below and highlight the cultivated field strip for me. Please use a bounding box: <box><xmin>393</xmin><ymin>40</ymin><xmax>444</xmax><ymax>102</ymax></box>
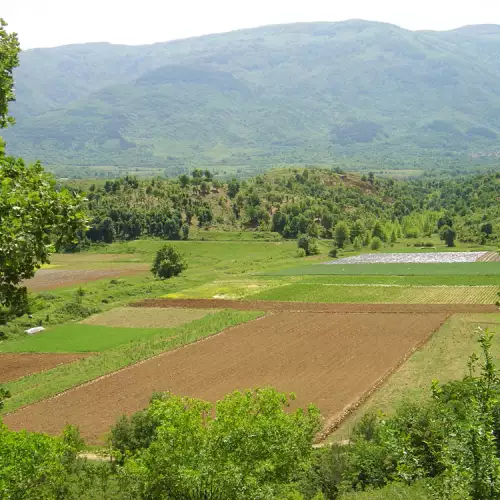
<box><xmin>0</xmin><ymin>353</ymin><xmax>92</xmax><ymax>383</ymax></box>
<box><xmin>4</xmin><ymin>312</ymin><xmax>447</xmax><ymax>444</ymax></box>
<box><xmin>324</xmin><ymin>251</ymin><xmax>488</xmax><ymax>265</ymax></box>
<box><xmin>24</xmin><ymin>267</ymin><xmax>148</xmax><ymax>291</ymax></box>
<box><xmin>134</xmin><ymin>298</ymin><xmax>498</xmax><ymax>314</ymax></box>
<box><xmin>478</xmin><ymin>252</ymin><xmax>500</xmax><ymax>262</ymax></box>
<box><xmin>81</xmin><ymin>307</ymin><xmax>218</xmax><ymax>328</ymax></box>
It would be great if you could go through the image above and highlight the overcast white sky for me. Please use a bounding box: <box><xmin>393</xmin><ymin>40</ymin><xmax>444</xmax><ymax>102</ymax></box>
<box><xmin>3</xmin><ymin>0</ymin><xmax>500</xmax><ymax>49</ymax></box>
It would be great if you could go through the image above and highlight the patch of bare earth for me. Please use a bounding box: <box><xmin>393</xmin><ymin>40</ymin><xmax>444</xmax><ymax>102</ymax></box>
<box><xmin>81</xmin><ymin>307</ymin><xmax>218</xmax><ymax>328</ymax></box>
<box><xmin>24</xmin><ymin>268</ymin><xmax>148</xmax><ymax>292</ymax></box>
<box><xmin>4</xmin><ymin>312</ymin><xmax>447</xmax><ymax>444</ymax></box>
<box><xmin>133</xmin><ymin>298</ymin><xmax>498</xmax><ymax>314</ymax></box>
<box><xmin>477</xmin><ymin>252</ymin><xmax>500</xmax><ymax>262</ymax></box>
<box><xmin>0</xmin><ymin>353</ymin><xmax>92</xmax><ymax>383</ymax></box>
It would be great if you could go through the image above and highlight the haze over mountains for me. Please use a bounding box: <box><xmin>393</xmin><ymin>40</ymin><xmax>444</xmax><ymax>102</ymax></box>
<box><xmin>4</xmin><ymin>20</ymin><xmax>500</xmax><ymax>171</ymax></box>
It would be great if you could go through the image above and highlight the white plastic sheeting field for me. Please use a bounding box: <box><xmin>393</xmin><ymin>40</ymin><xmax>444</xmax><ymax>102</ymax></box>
<box><xmin>323</xmin><ymin>252</ymin><xmax>488</xmax><ymax>265</ymax></box>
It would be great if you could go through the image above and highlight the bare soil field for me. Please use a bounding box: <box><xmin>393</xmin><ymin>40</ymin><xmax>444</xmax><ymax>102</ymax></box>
<box><xmin>0</xmin><ymin>353</ymin><xmax>91</xmax><ymax>383</ymax></box>
<box><xmin>24</xmin><ymin>268</ymin><xmax>148</xmax><ymax>291</ymax></box>
<box><xmin>134</xmin><ymin>298</ymin><xmax>498</xmax><ymax>314</ymax></box>
<box><xmin>4</xmin><ymin>312</ymin><xmax>447</xmax><ymax>444</ymax></box>
<box><xmin>81</xmin><ymin>307</ymin><xmax>219</xmax><ymax>328</ymax></box>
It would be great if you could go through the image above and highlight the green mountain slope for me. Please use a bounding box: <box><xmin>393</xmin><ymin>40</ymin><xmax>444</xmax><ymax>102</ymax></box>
<box><xmin>4</xmin><ymin>20</ymin><xmax>500</xmax><ymax>170</ymax></box>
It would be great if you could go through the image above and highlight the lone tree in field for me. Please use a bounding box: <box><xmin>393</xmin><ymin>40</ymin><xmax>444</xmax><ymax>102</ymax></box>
<box><xmin>440</xmin><ymin>224</ymin><xmax>456</xmax><ymax>247</ymax></box>
<box><xmin>151</xmin><ymin>244</ymin><xmax>187</xmax><ymax>279</ymax></box>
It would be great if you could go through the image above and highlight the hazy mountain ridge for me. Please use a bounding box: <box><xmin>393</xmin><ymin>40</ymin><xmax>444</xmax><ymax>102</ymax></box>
<box><xmin>4</xmin><ymin>20</ymin><xmax>500</xmax><ymax>170</ymax></box>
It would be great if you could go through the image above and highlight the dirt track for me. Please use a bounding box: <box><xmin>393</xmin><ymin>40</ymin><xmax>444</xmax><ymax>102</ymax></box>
<box><xmin>4</xmin><ymin>312</ymin><xmax>447</xmax><ymax>444</ymax></box>
<box><xmin>133</xmin><ymin>298</ymin><xmax>498</xmax><ymax>314</ymax></box>
<box><xmin>0</xmin><ymin>353</ymin><xmax>91</xmax><ymax>383</ymax></box>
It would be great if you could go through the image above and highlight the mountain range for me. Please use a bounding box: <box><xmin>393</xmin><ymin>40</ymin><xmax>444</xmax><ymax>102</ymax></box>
<box><xmin>3</xmin><ymin>20</ymin><xmax>500</xmax><ymax>172</ymax></box>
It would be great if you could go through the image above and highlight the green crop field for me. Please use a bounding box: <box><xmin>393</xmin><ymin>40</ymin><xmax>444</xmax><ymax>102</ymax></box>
<box><xmin>252</xmin><ymin>283</ymin><xmax>500</xmax><ymax>304</ymax></box>
<box><xmin>0</xmin><ymin>324</ymin><xmax>177</xmax><ymax>353</ymax></box>
<box><xmin>268</xmin><ymin>261</ymin><xmax>500</xmax><ymax>277</ymax></box>
<box><xmin>289</xmin><ymin>275</ymin><xmax>500</xmax><ymax>286</ymax></box>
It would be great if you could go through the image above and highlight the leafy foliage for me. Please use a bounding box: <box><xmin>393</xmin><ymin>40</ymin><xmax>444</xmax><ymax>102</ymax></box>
<box><xmin>71</xmin><ymin>169</ymin><xmax>499</xmax><ymax>250</ymax></box>
<box><xmin>0</xmin><ymin>158</ymin><xmax>87</xmax><ymax>313</ymax></box>
<box><xmin>0</xmin><ymin>423</ymin><xmax>82</xmax><ymax>499</ymax></box>
<box><xmin>151</xmin><ymin>244</ymin><xmax>187</xmax><ymax>279</ymax></box>
<box><xmin>0</xmin><ymin>18</ymin><xmax>19</xmax><ymax>131</ymax></box>
<box><xmin>121</xmin><ymin>388</ymin><xmax>321</xmax><ymax>499</ymax></box>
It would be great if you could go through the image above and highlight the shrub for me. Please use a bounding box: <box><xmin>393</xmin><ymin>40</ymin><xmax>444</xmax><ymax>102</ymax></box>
<box><xmin>151</xmin><ymin>244</ymin><xmax>187</xmax><ymax>279</ymax></box>
<box><xmin>297</xmin><ymin>234</ymin><xmax>320</xmax><ymax>256</ymax></box>
<box><xmin>371</xmin><ymin>237</ymin><xmax>382</xmax><ymax>250</ymax></box>
<box><xmin>439</xmin><ymin>225</ymin><xmax>456</xmax><ymax>247</ymax></box>
<box><xmin>329</xmin><ymin>244</ymin><xmax>339</xmax><ymax>258</ymax></box>
<box><xmin>413</xmin><ymin>241</ymin><xmax>434</xmax><ymax>248</ymax></box>
<box><xmin>296</xmin><ymin>248</ymin><xmax>307</xmax><ymax>258</ymax></box>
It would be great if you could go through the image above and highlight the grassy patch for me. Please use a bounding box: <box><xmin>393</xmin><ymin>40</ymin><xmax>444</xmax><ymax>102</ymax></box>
<box><xmin>268</xmin><ymin>261</ymin><xmax>500</xmax><ymax>277</ymax></box>
<box><xmin>81</xmin><ymin>307</ymin><xmax>216</xmax><ymax>328</ymax></box>
<box><xmin>0</xmin><ymin>324</ymin><xmax>180</xmax><ymax>353</ymax></box>
<box><xmin>2</xmin><ymin>310</ymin><xmax>263</xmax><ymax>414</ymax></box>
<box><xmin>165</xmin><ymin>279</ymin><xmax>290</xmax><ymax>299</ymax></box>
<box><xmin>251</xmin><ymin>283</ymin><xmax>500</xmax><ymax>304</ymax></box>
<box><xmin>293</xmin><ymin>275</ymin><xmax>500</xmax><ymax>286</ymax></box>
<box><xmin>331</xmin><ymin>313</ymin><xmax>500</xmax><ymax>441</ymax></box>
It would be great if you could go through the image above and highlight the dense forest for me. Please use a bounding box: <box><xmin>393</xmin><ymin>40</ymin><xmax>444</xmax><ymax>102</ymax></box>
<box><xmin>5</xmin><ymin>21</ymin><xmax>500</xmax><ymax>171</ymax></box>
<box><xmin>75</xmin><ymin>168</ymin><xmax>500</xmax><ymax>248</ymax></box>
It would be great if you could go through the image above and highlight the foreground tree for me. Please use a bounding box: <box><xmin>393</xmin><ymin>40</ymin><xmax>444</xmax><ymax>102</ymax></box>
<box><xmin>151</xmin><ymin>244</ymin><xmax>187</xmax><ymax>279</ymax></box>
<box><xmin>120</xmin><ymin>388</ymin><xmax>321</xmax><ymax>499</ymax></box>
<box><xmin>0</xmin><ymin>20</ymin><xmax>87</xmax><ymax>315</ymax></box>
<box><xmin>0</xmin><ymin>157</ymin><xmax>88</xmax><ymax>314</ymax></box>
<box><xmin>0</xmin><ymin>18</ymin><xmax>20</xmax><ymax>130</ymax></box>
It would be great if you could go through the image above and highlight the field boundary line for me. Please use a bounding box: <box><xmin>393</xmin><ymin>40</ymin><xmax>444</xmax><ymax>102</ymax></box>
<box><xmin>316</xmin><ymin>313</ymin><xmax>451</xmax><ymax>443</ymax></box>
<box><xmin>133</xmin><ymin>298</ymin><xmax>499</xmax><ymax>314</ymax></box>
<box><xmin>3</xmin><ymin>313</ymin><xmax>268</xmax><ymax>416</ymax></box>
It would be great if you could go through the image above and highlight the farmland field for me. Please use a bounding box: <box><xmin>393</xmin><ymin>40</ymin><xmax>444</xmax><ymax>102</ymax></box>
<box><xmin>333</xmin><ymin>313</ymin><xmax>500</xmax><ymax>440</ymax></box>
<box><xmin>0</xmin><ymin>324</ymin><xmax>182</xmax><ymax>353</ymax></box>
<box><xmin>324</xmin><ymin>251</ymin><xmax>488</xmax><ymax>264</ymax></box>
<box><xmin>0</xmin><ymin>353</ymin><xmax>91</xmax><ymax>383</ymax></box>
<box><xmin>24</xmin><ymin>268</ymin><xmax>149</xmax><ymax>291</ymax></box>
<box><xmin>81</xmin><ymin>307</ymin><xmax>217</xmax><ymax>328</ymax></box>
<box><xmin>251</xmin><ymin>283</ymin><xmax>499</xmax><ymax>304</ymax></box>
<box><xmin>3</xmin><ymin>239</ymin><xmax>500</xmax><ymax>450</ymax></box>
<box><xmin>4</xmin><ymin>310</ymin><xmax>447</xmax><ymax>444</ymax></box>
<box><xmin>268</xmin><ymin>261</ymin><xmax>500</xmax><ymax>277</ymax></box>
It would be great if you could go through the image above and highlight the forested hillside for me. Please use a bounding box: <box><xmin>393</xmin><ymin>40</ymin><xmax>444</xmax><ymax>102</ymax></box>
<box><xmin>5</xmin><ymin>20</ymin><xmax>500</xmax><ymax>173</ymax></box>
<box><xmin>74</xmin><ymin>168</ymin><xmax>500</xmax><ymax>247</ymax></box>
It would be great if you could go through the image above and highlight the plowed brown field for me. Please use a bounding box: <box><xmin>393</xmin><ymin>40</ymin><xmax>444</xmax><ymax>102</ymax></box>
<box><xmin>134</xmin><ymin>298</ymin><xmax>498</xmax><ymax>314</ymax></box>
<box><xmin>0</xmin><ymin>353</ymin><xmax>91</xmax><ymax>383</ymax></box>
<box><xmin>24</xmin><ymin>268</ymin><xmax>148</xmax><ymax>291</ymax></box>
<box><xmin>4</xmin><ymin>312</ymin><xmax>447</xmax><ymax>444</ymax></box>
